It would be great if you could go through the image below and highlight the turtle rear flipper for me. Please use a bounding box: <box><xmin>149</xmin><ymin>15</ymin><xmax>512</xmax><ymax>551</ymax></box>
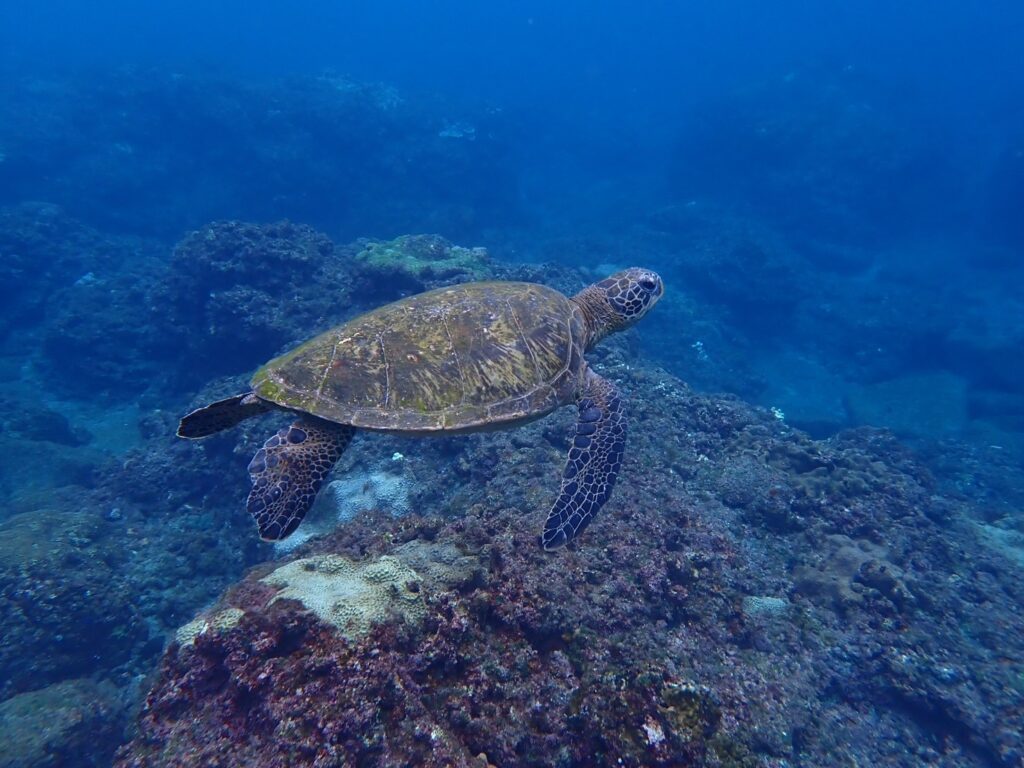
<box><xmin>247</xmin><ymin>418</ymin><xmax>356</xmax><ymax>540</ymax></box>
<box><xmin>541</xmin><ymin>370</ymin><xmax>626</xmax><ymax>550</ymax></box>
<box><xmin>177</xmin><ymin>393</ymin><xmax>272</xmax><ymax>438</ymax></box>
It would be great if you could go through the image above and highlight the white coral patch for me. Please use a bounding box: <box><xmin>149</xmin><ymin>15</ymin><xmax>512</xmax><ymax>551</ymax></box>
<box><xmin>260</xmin><ymin>554</ymin><xmax>424</xmax><ymax>639</ymax></box>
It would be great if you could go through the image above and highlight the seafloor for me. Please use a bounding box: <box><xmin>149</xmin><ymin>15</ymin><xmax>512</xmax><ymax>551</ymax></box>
<box><xmin>112</xmin><ymin>371</ymin><xmax>1024</xmax><ymax>768</ymax></box>
<box><xmin>0</xmin><ymin>69</ymin><xmax>1022</xmax><ymax>768</ymax></box>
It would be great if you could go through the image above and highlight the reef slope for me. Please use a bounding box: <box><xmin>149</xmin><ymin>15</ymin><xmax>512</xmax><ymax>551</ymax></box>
<box><xmin>115</xmin><ymin>368</ymin><xmax>1024</xmax><ymax>768</ymax></box>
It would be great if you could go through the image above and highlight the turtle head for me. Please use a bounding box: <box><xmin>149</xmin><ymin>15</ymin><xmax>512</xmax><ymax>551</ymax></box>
<box><xmin>574</xmin><ymin>268</ymin><xmax>664</xmax><ymax>345</ymax></box>
<box><xmin>599</xmin><ymin>268</ymin><xmax>664</xmax><ymax>323</ymax></box>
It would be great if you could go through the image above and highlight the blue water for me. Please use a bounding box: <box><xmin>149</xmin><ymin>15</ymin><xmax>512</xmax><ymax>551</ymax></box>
<box><xmin>1</xmin><ymin>2</ymin><xmax>1022</xmax><ymax>766</ymax></box>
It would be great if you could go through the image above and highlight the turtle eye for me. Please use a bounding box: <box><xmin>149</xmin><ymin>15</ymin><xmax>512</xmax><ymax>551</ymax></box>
<box><xmin>638</xmin><ymin>276</ymin><xmax>657</xmax><ymax>292</ymax></box>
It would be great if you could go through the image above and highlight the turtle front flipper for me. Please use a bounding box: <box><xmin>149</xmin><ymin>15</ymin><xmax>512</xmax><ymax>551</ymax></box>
<box><xmin>542</xmin><ymin>370</ymin><xmax>626</xmax><ymax>551</ymax></box>
<box><xmin>177</xmin><ymin>393</ymin><xmax>272</xmax><ymax>439</ymax></box>
<box><xmin>246</xmin><ymin>418</ymin><xmax>356</xmax><ymax>541</ymax></box>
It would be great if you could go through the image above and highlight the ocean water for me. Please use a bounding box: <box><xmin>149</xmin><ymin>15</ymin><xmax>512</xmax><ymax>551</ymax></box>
<box><xmin>1</xmin><ymin>2</ymin><xmax>1022</xmax><ymax>766</ymax></box>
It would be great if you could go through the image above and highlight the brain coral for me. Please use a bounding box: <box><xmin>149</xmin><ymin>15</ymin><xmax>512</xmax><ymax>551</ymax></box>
<box><xmin>260</xmin><ymin>554</ymin><xmax>425</xmax><ymax>639</ymax></box>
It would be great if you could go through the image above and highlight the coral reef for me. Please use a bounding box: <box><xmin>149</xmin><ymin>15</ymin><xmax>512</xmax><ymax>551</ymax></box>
<box><xmin>41</xmin><ymin>253</ymin><xmax>172</xmax><ymax>397</ymax></box>
<box><xmin>170</xmin><ymin>219</ymin><xmax>333</xmax><ymax>293</ymax></box>
<box><xmin>0</xmin><ymin>384</ymin><xmax>104</xmax><ymax>501</ymax></box>
<box><xmin>354</xmin><ymin>234</ymin><xmax>492</xmax><ymax>293</ymax></box>
<box><xmin>0</xmin><ymin>70</ymin><xmax>519</xmax><ymax>241</ymax></box>
<box><xmin>260</xmin><ymin>554</ymin><xmax>426</xmax><ymax>638</ymax></box>
<box><xmin>52</xmin><ymin>221</ymin><xmax>506</xmax><ymax>401</ymax></box>
<box><xmin>114</xmin><ymin>368</ymin><xmax>1024</xmax><ymax>767</ymax></box>
<box><xmin>175</xmin><ymin>607</ymin><xmax>246</xmax><ymax>647</ymax></box>
<box><xmin>278</xmin><ymin>470</ymin><xmax>413</xmax><ymax>553</ymax></box>
<box><xmin>0</xmin><ymin>395</ymin><xmax>90</xmax><ymax>446</ymax></box>
<box><xmin>165</xmin><ymin>219</ymin><xmax>345</xmax><ymax>380</ymax></box>
<box><xmin>319</xmin><ymin>470</ymin><xmax>413</xmax><ymax>520</ymax></box>
<box><xmin>0</xmin><ymin>678</ymin><xmax>125</xmax><ymax>768</ymax></box>
<box><xmin>0</xmin><ymin>49</ymin><xmax>1019</xmax><ymax>768</ymax></box>
<box><xmin>0</xmin><ymin>202</ymin><xmax>170</xmax><ymax>396</ymax></box>
<box><xmin>0</xmin><ymin>208</ymin><xmax>1018</xmax><ymax>766</ymax></box>
<box><xmin>651</xmin><ymin>205</ymin><xmax>810</xmax><ymax>324</ymax></box>
<box><xmin>0</xmin><ymin>509</ymin><xmax>147</xmax><ymax>699</ymax></box>
<box><xmin>0</xmin><ymin>201</ymin><xmax>150</xmax><ymax>305</ymax></box>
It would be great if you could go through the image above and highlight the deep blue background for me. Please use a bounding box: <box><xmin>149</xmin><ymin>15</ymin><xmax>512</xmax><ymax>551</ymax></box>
<box><xmin>1</xmin><ymin>0</ymin><xmax>1021</xmax><ymax>426</ymax></box>
<box><xmin>4</xmin><ymin>0</ymin><xmax>1023</xmax><ymax>237</ymax></box>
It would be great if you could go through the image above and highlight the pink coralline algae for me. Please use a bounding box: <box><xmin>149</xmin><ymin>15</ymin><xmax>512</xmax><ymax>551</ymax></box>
<box><xmin>117</xmin><ymin>370</ymin><xmax>1024</xmax><ymax>767</ymax></box>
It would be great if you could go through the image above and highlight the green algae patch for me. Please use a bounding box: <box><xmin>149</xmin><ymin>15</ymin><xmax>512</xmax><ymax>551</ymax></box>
<box><xmin>355</xmin><ymin>234</ymin><xmax>490</xmax><ymax>285</ymax></box>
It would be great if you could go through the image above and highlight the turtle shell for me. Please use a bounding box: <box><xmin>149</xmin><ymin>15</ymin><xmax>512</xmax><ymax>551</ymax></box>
<box><xmin>251</xmin><ymin>281</ymin><xmax>587</xmax><ymax>432</ymax></box>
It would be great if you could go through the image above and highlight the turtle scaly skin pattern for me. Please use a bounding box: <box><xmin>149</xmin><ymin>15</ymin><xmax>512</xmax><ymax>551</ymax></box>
<box><xmin>246</xmin><ymin>421</ymin><xmax>355</xmax><ymax>540</ymax></box>
<box><xmin>178</xmin><ymin>268</ymin><xmax>664</xmax><ymax>550</ymax></box>
<box><xmin>540</xmin><ymin>369</ymin><xmax>626</xmax><ymax>550</ymax></box>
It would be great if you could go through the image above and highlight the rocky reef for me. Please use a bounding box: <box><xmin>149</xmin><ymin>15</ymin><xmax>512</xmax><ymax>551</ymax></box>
<box><xmin>0</xmin><ymin>678</ymin><xmax>126</xmax><ymax>768</ymax></box>
<box><xmin>114</xmin><ymin>365</ymin><xmax>1024</xmax><ymax>767</ymax></box>
<box><xmin>0</xmin><ymin>509</ymin><xmax>147</xmax><ymax>700</ymax></box>
<box><xmin>0</xmin><ymin>207</ymin><xmax>1019</xmax><ymax>766</ymax></box>
<box><xmin>354</xmin><ymin>233</ymin><xmax>492</xmax><ymax>293</ymax></box>
<box><xmin>165</xmin><ymin>219</ymin><xmax>345</xmax><ymax>380</ymax></box>
<box><xmin>0</xmin><ymin>52</ymin><xmax>1021</xmax><ymax>768</ymax></box>
<box><xmin>0</xmin><ymin>70</ymin><xmax>518</xmax><ymax>242</ymax></box>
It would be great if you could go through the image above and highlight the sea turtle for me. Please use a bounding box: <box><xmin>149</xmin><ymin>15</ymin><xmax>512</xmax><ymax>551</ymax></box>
<box><xmin>178</xmin><ymin>267</ymin><xmax>664</xmax><ymax>550</ymax></box>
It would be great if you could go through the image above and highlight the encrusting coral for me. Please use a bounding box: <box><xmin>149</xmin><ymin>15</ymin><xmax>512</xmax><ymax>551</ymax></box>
<box><xmin>260</xmin><ymin>554</ymin><xmax>426</xmax><ymax>639</ymax></box>
<box><xmin>354</xmin><ymin>233</ymin><xmax>491</xmax><ymax>289</ymax></box>
<box><xmin>114</xmin><ymin>367</ymin><xmax>1024</xmax><ymax>768</ymax></box>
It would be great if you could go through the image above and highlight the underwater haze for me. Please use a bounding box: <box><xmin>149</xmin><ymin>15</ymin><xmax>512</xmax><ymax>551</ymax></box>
<box><xmin>1</xmin><ymin>2</ymin><xmax>1023</xmax><ymax>766</ymax></box>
